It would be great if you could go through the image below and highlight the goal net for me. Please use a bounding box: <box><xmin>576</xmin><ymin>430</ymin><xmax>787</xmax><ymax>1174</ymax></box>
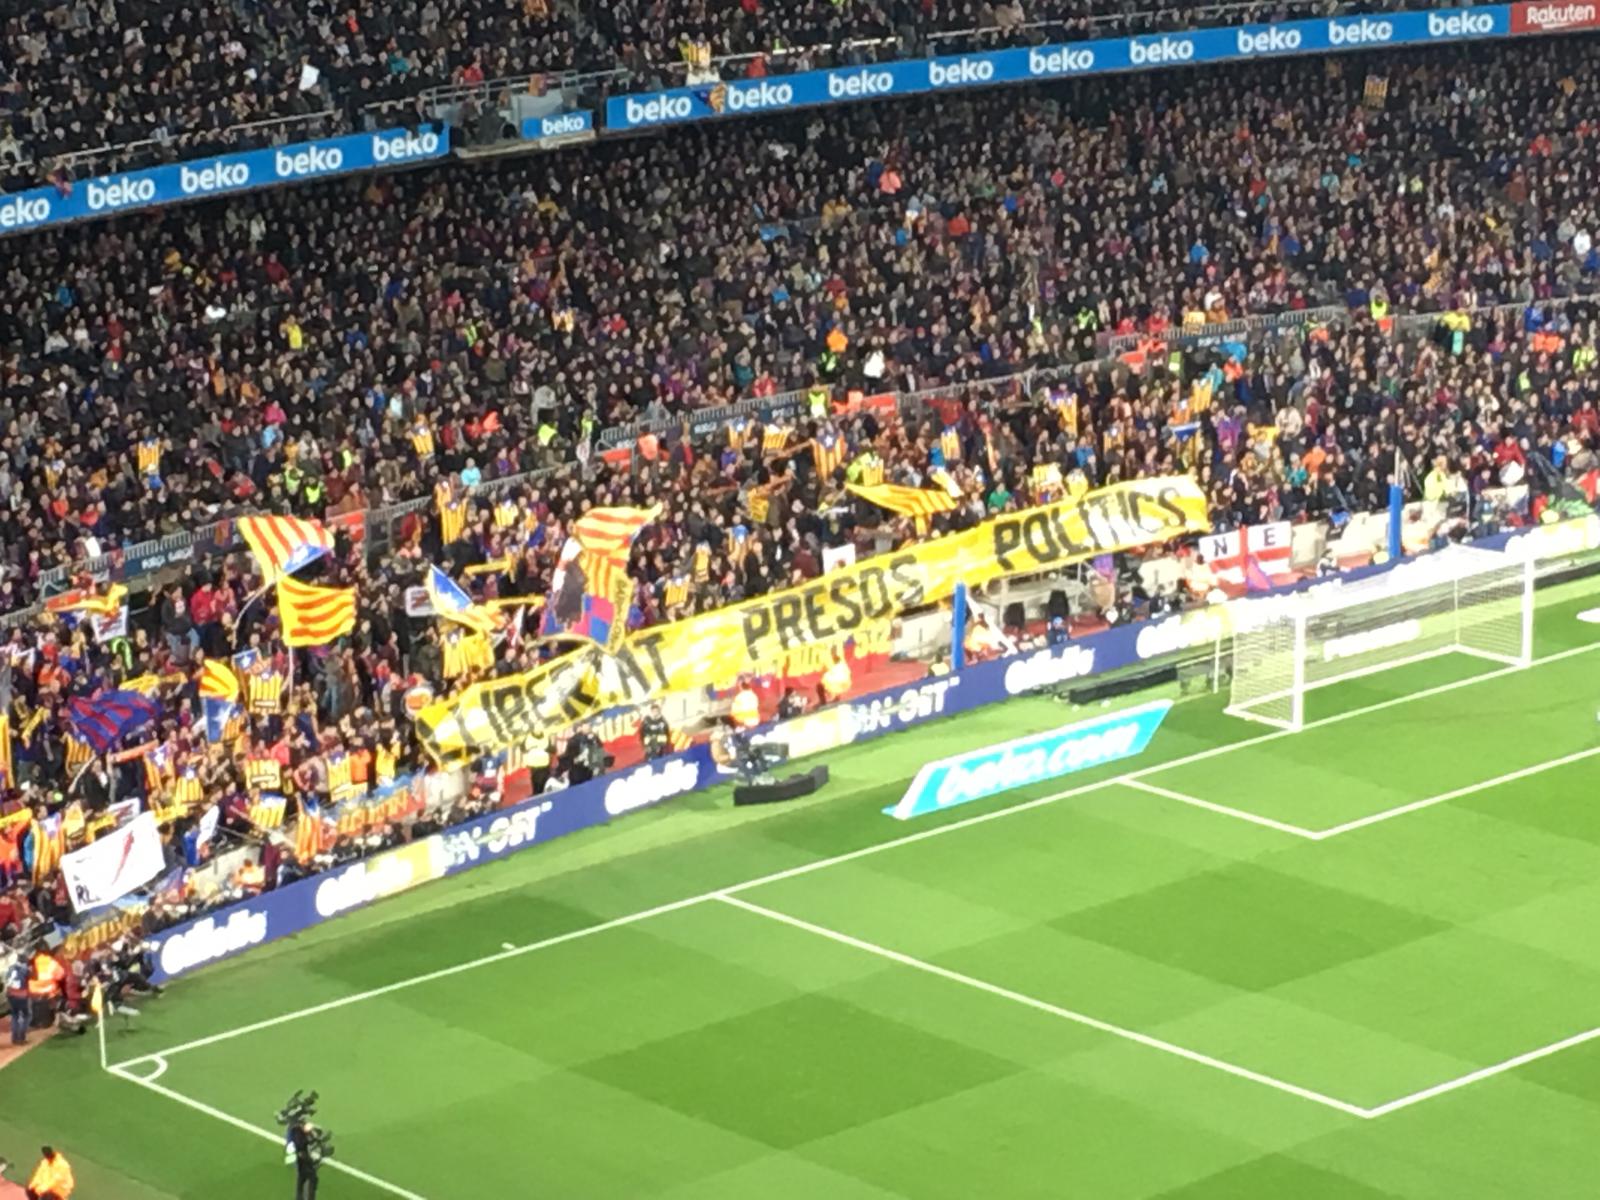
<box><xmin>1227</xmin><ymin>545</ymin><xmax>1534</xmax><ymax>731</ymax></box>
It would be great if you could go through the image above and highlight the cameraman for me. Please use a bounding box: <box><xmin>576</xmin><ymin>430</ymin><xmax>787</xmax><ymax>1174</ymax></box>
<box><xmin>286</xmin><ymin>1120</ymin><xmax>319</xmax><ymax>1200</ymax></box>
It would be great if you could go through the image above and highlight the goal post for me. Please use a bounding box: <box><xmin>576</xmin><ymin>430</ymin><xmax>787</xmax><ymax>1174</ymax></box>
<box><xmin>1226</xmin><ymin>545</ymin><xmax>1535</xmax><ymax>732</ymax></box>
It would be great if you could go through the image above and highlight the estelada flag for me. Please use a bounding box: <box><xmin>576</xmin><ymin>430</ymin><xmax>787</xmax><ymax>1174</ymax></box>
<box><xmin>541</xmin><ymin>506</ymin><xmax>659</xmax><ymax>650</ymax></box>
<box><xmin>277</xmin><ymin>577</ymin><xmax>357</xmax><ymax>647</ymax></box>
<box><xmin>239</xmin><ymin>515</ymin><xmax>333</xmax><ymax>584</ymax></box>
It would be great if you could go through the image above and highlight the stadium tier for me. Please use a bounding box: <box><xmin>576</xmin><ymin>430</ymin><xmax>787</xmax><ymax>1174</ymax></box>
<box><xmin>0</xmin><ymin>13</ymin><xmax>1595</xmax><ymax>1200</ymax></box>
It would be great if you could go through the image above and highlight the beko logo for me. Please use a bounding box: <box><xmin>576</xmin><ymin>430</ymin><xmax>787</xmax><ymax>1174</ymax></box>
<box><xmin>1028</xmin><ymin>46</ymin><xmax>1095</xmax><ymax>75</ymax></box>
<box><xmin>1328</xmin><ymin>16</ymin><xmax>1395</xmax><ymax>44</ymax></box>
<box><xmin>929</xmin><ymin>58</ymin><xmax>994</xmax><ymax>87</ymax></box>
<box><xmin>87</xmin><ymin>176</ymin><xmax>157</xmax><ymax>211</ymax></box>
<box><xmin>829</xmin><ymin>70</ymin><xmax>894</xmax><ymax>98</ymax></box>
<box><xmin>1129</xmin><ymin>36</ymin><xmax>1195</xmax><ymax>63</ymax></box>
<box><xmin>371</xmin><ymin>129</ymin><xmax>441</xmax><ymax>162</ymax></box>
<box><xmin>539</xmin><ymin>113</ymin><xmax>589</xmax><ymax>137</ymax></box>
<box><xmin>1428</xmin><ymin>10</ymin><xmax>1494</xmax><ymax>36</ymax></box>
<box><xmin>275</xmin><ymin>145</ymin><xmax>344</xmax><ymax>177</ymax></box>
<box><xmin>624</xmin><ymin>95</ymin><xmax>693</xmax><ymax>123</ymax></box>
<box><xmin>180</xmin><ymin>160</ymin><xmax>250</xmax><ymax>194</ymax></box>
<box><xmin>726</xmin><ymin>80</ymin><xmax>795</xmax><ymax>110</ymax></box>
<box><xmin>1236</xmin><ymin>26</ymin><xmax>1302</xmax><ymax>53</ymax></box>
<box><xmin>0</xmin><ymin>195</ymin><xmax>51</xmax><ymax>228</ymax></box>
<box><xmin>604</xmin><ymin>759</ymin><xmax>700</xmax><ymax>816</ymax></box>
<box><xmin>159</xmin><ymin>910</ymin><xmax>267</xmax><ymax>975</ymax></box>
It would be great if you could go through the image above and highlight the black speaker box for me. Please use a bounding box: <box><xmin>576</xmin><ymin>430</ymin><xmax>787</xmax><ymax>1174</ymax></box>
<box><xmin>733</xmin><ymin>765</ymin><xmax>830</xmax><ymax>807</ymax></box>
<box><xmin>1003</xmin><ymin>601</ymin><xmax>1026</xmax><ymax>629</ymax></box>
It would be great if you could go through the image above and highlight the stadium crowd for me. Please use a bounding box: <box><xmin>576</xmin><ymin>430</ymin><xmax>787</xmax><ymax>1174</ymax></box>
<box><xmin>0</xmin><ymin>31</ymin><xmax>1598</xmax><ymax>1029</ymax></box>
<box><xmin>0</xmin><ymin>0</ymin><xmax>1490</xmax><ymax>186</ymax></box>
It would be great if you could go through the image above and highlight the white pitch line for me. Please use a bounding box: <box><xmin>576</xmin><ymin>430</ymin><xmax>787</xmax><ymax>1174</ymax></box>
<box><xmin>116</xmin><ymin>634</ymin><xmax>1600</xmax><ymax>1125</ymax></box>
<box><xmin>118</xmin><ymin>639</ymin><xmax>1600</xmax><ymax>1072</ymax></box>
<box><xmin>1313</xmin><ymin>745</ymin><xmax>1600</xmax><ymax>840</ymax></box>
<box><xmin>108</xmin><ymin>1063</ymin><xmax>430</xmax><ymax>1199</ymax></box>
<box><xmin>715</xmin><ymin>893</ymin><xmax>1372</xmax><ymax>1118</ymax></box>
<box><xmin>1365</xmin><ymin>1024</ymin><xmax>1600</xmax><ymax>1118</ymax></box>
<box><xmin>1120</xmin><ymin>778</ymin><xmax>1322</xmax><ymax>839</ymax></box>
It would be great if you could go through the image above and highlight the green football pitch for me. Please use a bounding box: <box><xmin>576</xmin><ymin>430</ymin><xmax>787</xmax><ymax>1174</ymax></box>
<box><xmin>12</xmin><ymin>577</ymin><xmax>1600</xmax><ymax>1199</ymax></box>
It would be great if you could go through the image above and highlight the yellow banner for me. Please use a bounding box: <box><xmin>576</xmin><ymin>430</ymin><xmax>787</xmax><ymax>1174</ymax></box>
<box><xmin>417</xmin><ymin>476</ymin><xmax>1208</xmax><ymax>765</ymax></box>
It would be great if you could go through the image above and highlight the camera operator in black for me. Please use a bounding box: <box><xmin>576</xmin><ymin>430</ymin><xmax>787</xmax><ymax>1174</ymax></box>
<box><xmin>288</xmin><ymin>1120</ymin><xmax>319</xmax><ymax>1200</ymax></box>
<box><xmin>639</xmin><ymin>704</ymin><xmax>671</xmax><ymax>760</ymax></box>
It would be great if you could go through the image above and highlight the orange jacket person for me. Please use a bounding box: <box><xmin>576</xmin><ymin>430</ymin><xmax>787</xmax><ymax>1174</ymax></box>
<box><xmin>26</xmin><ymin>1145</ymin><xmax>73</xmax><ymax>1200</ymax></box>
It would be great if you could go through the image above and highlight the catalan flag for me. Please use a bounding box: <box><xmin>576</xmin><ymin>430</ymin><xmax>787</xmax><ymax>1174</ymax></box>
<box><xmin>441</xmin><ymin>628</ymin><xmax>495</xmax><ymax>679</ymax></box>
<box><xmin>409</xmin><ymin>417</ymin><xmax>436</xmax><ymax>459</ymax></box>
<box><xmin>939</xmin><ymin>425</ymin><xmax>962</xmax><ymax>464</ymax></box>
<box><xmin>247</xmin><ymin>794</ymin><xmax>288</xmax><ymax>830</ymax></box>
<box><xmin>66</xmin><ymin>691</ymin><xmax>160</xmax><ymax>755</ymax></box>
<box><xmin>239</xmin><ymin>515</ymin><xmax>333</xmax><ymax>584</ymax></box>
<box><xmin>0</xmin><ymin>713</ymin><xmax>10</xmax><ymax>789</ymax></box>
<box><xmin>45</xmin><ymin>583</ymin><xmax>128</xmax><ymax>621</ymax></box>
<box><xmin>812</xmin><ymin>428</ymin><xmax>846</xmax><ymax>480</ymax></box>
<box><xmin>277</xmin><ymin>577</ymin><xmax>358</xmax><ymax>647</ymax></box>
<box><xmin>762</xmin><ymin>424</ymin><xmax>792</xmax><ymax>455</ymax></box>
<box><xmin>199</xmin><ymin>659</ymin><xmax>241</xmax><ymax>703</ymax></box>
<box><xmin>28</xmin><ymin>814</ymin><xmax>62</xmax><ymax>883</ymax></box>
<box><xmin>294</xmin><ymin>797</ymin><xmax>326</xmax><ymax>864</ymax></box>
<box><xmin>425</xmin><ymin>564</ymin><xmax>503</xmax><ymax>636</ymax></box>
<box><xmin>436</xmin><ymin>487</ymin><xmax>469</xmax><ymax>547</ymax></box>
<box><xmin>541</xmin><ymin>506</ymin><xmax>659</xmax><ymax>650</ymax></box>
<box><xmin>847</xmin><ymin>482</ymin><xmax>959</xmax><ymax>534</ymax></box>
<box><xmin>137</xmin><ymin>437</ymin><xmax>163</xmax><ymax>484</ymax></box>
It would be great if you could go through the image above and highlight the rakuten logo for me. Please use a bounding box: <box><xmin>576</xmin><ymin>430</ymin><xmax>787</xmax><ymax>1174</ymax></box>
<box><xmin>1428</xmin><ymin>10</ymin><xmax>1495</xmax><ymax>36</ymax></box>
<box><xmin>538</xmin><ymin>113</ymin><xmax>588</xmax><ymax>137</ymax></box>
<box><xmin>1237</xmin><ymin>26</ymin><xmax>1302</xmax><ymax>54</ymax></box>
<box><xmin>275</xmin><ymin>145</ymin><xmax>344</xmax><ymax>178</ymax></box>
<box><xmin>624</xmin><ymin>95</ymin><xmax>693</xmax><ymax>124</ymax></box>
<box><xmin>929</xmin><ymin>58</ymin><xmax>994</xmax><ymax>87</ymax></box>
<box><xmin>1028</xmin><ymin>46</ymin><xmax>1095</xmax><ymax>75</ymax></box>
<box><xmin>1004</xmin><ymin>646</ymin><xmax>1097</xmax><ymax>695</ymax></box>
<box><xmin>1328</xmin><ymin>16</ymin><xmax>1395</xmax><ymax>44</ymax></box>
<box><xmin>1136</xmin><ymin>612</ymin><xmax>1226</xmax><ymax>660</ymax></box>
<box><xmin>159</xmin><ymin>909</ymin><xmax>268</xmax><ymax>976</ymax></box>
<box><xmin>180</xmin><ymin>160</ymin><xmax>250</xmax><ymax>195</ymax></box>
<box><xmin>86</xmin><ymin>176</ymin><xmax>157</xmax><ymax>212</ymax></box>
<box><xmin>372</xmin><ymin>129</ymin><xmax>441</xmax><ymax>163</ymax></box>
<box><xmin>314</xmin><ymin>855</ymin><xmax>417</xmax><ymax>918</ymax></box>
<box><xmin>828</xmin><ymin>69</ymin><xmax>894</xmax><ymax>99</ymax></box>
<box><xmin>1521</xmin><ymin>2</ymin><xmax>1598</xmax><ymax>29</ymax></box>
<box><xmin>605</xmin><ymin>759</ymin><xmax>700</xmax><ymax>817</ymax></box>
<box><xmin>0</xmin><ymin>194</ymin><xmax>50</xmax><ymax>229</ymax></box>
<box><xmin>1129</xmin><ymin>35</ymin><xmax>1194</xmax><ymax>64</ymax></box>
<box><xmin>1322</xmin><ymin>619</ymin><xmax>1421</xmax><ymax>663</ymax></box>
<box><xmin>726</xmin><ymin>80</ymin><xmax>794</xmax><ymax>111</ymax></box>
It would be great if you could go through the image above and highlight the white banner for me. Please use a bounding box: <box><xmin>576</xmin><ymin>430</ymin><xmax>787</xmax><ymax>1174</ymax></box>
<box><xmin>60</xmin><ymin>811</ymin><xmax>167</xmax><ymax>913</ymax></box>
<box><xmin>1201</xmin><ymin>521</ymin><xmax>1293</xmax><ymax>584</ymax></box>
<box><xmin>91</xmin><ymin>605</ymin><xmax>129</xmax><ymax>643</ymax></box>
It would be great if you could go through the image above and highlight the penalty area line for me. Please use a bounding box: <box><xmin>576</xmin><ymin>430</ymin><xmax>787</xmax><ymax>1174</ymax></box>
<box><xmin>715</xmin><ymin>893</ymin><xmax>1374</xmax><ymax>1119</ymax></box>
<box><xmin>106</xmin><ymin>1062</ymin><xmax>431</xmax><ymax>1199</ymax></box>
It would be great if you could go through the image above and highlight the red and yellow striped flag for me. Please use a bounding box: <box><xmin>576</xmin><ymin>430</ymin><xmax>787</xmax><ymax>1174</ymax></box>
<box><xmin>277</xmin><ymin>577</ymin><xmax>358</xmax><ymax>647</ymax></box>
<box><xmin>847</xmin><ymin>483</ymin><xmax>959</xmax><ymax>533</ymax></box>
<box><xmin>198</xmin><ymin>659</ymin><xmax>241</xmax><ymax>702</ymax></box>
<box><xmin>239</xmin><ymin>515</ymin><xmax>334</xmax><ymax>583</ymax></box>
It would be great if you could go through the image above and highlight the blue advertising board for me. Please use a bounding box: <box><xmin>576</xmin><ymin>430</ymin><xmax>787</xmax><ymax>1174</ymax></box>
<box><xmin>520</xmin><ymin>110</ymin><xmax>595</xmax><ymax>142</ymax></box>
<box><xmin>147</xmin><ymin>742</ymin><xmax>715</xmax><ymax>981</ymax></box>
<box><xmin>887</xmin><ymin>699</ymin><xmax>1173</xmax><ymax>820</ymax></box>
<box><xmin>0</xmin><ymin>125</ymin><xmax>448</xmax><ymax>236</ymax></box>
<box><xmin>606</xmin><ymin>7</ymin><xmax>1507</xmax><ymax>130</ymax></box>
